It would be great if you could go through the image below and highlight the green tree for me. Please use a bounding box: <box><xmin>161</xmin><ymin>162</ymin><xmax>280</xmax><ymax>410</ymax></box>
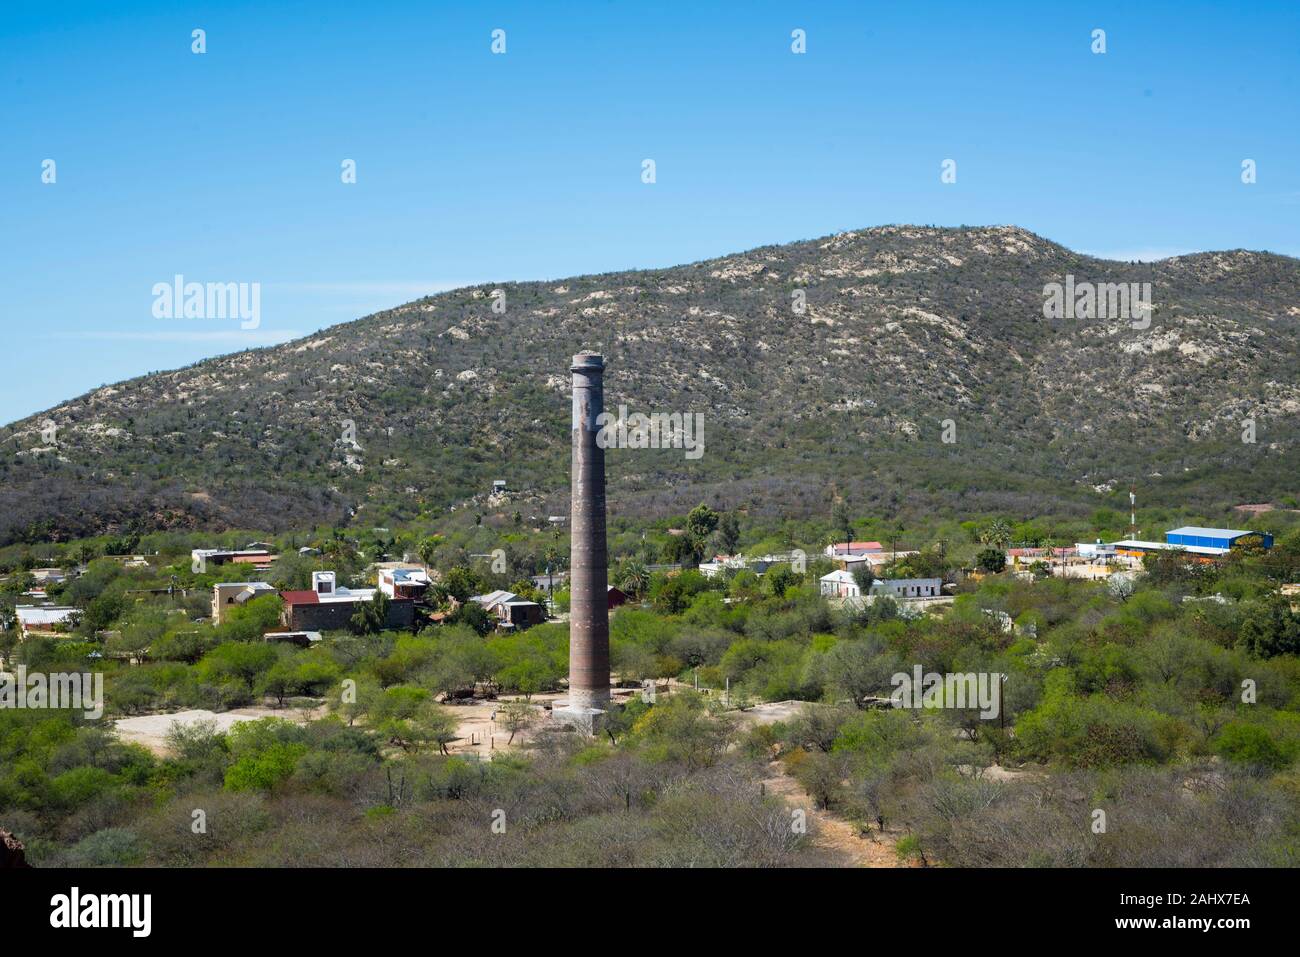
<box><xmin>718</xmin><ymin>512</ymin><xmax>741</xmax><ymax>554</ymax></box>
<box><xmin>766</xmin><ymin>565</ymin><xmax>800</xmax><ymax>597</ymax></box>
<box><xmin>330</xmin><ymin>675</ymin><xmax>380</xmax><ymax>726</ymax></box>
<box><xmin>850</xmin><ymin>563</ymin><xmax>876</xmax><ymax>593</ymax></box>
<box><xmin>630</xmin><ymin>692</ymin><xmax>734</xmax><ymax>770</ymax></box>
<box><xmin>450</xmin><ymin>600</ymin><xmax>495</xmax><ymax>636</ymax></box>
<box><xmin>831</xmin><ymin>500</ymin><xmax>854</xmax><ymax>552</ymax></box>
<box><xmin>497</xmin><ymin>700</ymin><xmax>539</xmax><ymax>744</ymax></box>
<box><xmin>200</xmin><ymin>641</ymin><xmax>278</xmax><ymax>690</ymax></box>
<box><xmin>259</xmin><ymin>658</ymin><xmax>299</xmax><ymax>707</ymax></box>
<box><xmin>685</xmin><ymin>504</ymin><xmax>720</xmax><ymax>562</ymax></box>
<box><xmin>417</xmin><ymin>537</ymin><xmax>440</xmax><ymax>568</ymax></box>
<box><xmin>441</xmin><ymin>565</ymin><xmax>483</xmax><ymax>603</ymax></box>
<box><xmin>1238</xmin><ymin>599</ymin><xmax>1300</xmax><ymax>659</ymax></box>
<box><xmin>497</xmin><ymin>654</ymin><xmax>560</xmax><ymax>701</ymax></box>
<box><xmin>979</xmin><ymin>520</ymin><xmax>1013</xmax><ymax>550</ymax></box>
<box><xmin>1215</xmin><ymin>722</ymin><xmax>1289</xmax><ymax>771</ymax></box>
<box><xmin>222</xmin><ymin>718</ymin><xmax>308</xmax><ymax>792</ymax></box>
<box><xmin>811</xmin><ymin>639</ymin><xmax>895</xmax><ymax>709</ymax></box>
<box><xmin>615</xmin><ymin>558</ymin><xmax>649</xmax><ymax>598</ymax></box>
<box><xmin>372</xmin><ymin>686</ymin><xmax>457</xmax><ymax>753</ymax></box>
<box><xmin>349</xmin><ymin>591</ymin><xmax>391</xmax><ymax>636</ymax></box>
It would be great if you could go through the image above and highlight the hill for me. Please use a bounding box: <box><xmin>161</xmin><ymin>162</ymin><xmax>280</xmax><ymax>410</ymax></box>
<box><xmin>3</xmin><ymin>224</ymin><xmax>1298</xmax><ymax>544</ymax></box>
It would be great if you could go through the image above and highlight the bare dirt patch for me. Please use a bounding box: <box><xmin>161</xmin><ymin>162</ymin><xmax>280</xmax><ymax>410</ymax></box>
<box><xmin>114</xmin><ymin>703</ymin><xmax>326</xmax><ymax>757</ymax></box>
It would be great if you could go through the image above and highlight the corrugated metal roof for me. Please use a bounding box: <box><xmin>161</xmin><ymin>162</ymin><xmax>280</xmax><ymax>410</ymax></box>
<box><xmin>471</xmin><ymin>590</ymin><xmax>516</xmax><ymax>607</ymax></box>
<box><xmin>1113</xmin><ymin>539</ymin><xmax>1229</xmax><ymax>556</ymax></box>
<box><xmin>15</xmin><ymin>605</ymin><xmax>78</xmax><ymax>625</ymax></box>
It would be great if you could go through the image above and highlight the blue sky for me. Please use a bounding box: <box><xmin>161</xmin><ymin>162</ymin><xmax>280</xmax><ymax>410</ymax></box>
<box><xmin>1</xmin><ymin>0</ymin><xmax>1296</xmax><ymax>425</ymax></box>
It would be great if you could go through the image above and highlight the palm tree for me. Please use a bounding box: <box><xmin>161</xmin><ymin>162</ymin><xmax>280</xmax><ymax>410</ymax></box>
<box><xmin>979</xmin><ymin>519</ymin><xmax>1013</xmax><ymax>551</ymax></box>
<box><xmin>619</xmin><ymin>559</ymin><xmax>649</xmax><ymax>598</ymax></box>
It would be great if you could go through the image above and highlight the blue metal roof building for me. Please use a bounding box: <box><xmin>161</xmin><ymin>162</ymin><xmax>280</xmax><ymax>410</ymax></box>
<box><xmin>1165</xmin><ymin>527</ymin><xmax>1273</xmax><ymax>550</ymax></box>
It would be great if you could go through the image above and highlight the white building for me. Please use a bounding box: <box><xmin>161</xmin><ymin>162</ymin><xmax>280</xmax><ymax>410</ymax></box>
<box><xmin>819</xmin><ymin>570</ymin><xmax>861</xmax><ymax>598</ymax></box>
<box><xmin>377</xmin><ymin>566</ymin><xmax>431</xmax><ymax>599</ymax></box>
<box><xmin>699</xmin><ymin>555</ymin><xmax>749</xmax><ymax>579</ymax></box>
<box><xmin>869</xmin><ymin>578</ymin><xmax>942</xmax><ymax>599</ymax></box>
<box><xmin>308</xmin><ymin>570</ymin><xmax>373</xmax><ymax>602</ymax></box>
<box><xmin>190</xmin><ymin>547</ymin><xmax>274</xmax><ymax>571</ymax></box>
<box><xmin>1076</xmin><ymin>541</ymin><xmax>1118</xmax><ymax>560</ymax></box>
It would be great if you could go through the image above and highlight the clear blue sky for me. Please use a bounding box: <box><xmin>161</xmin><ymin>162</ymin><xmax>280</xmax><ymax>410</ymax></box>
<box><xmin>2</xmin><ymin>0</ymin><xmax>1296</xmax><ymax>425</ymax></box>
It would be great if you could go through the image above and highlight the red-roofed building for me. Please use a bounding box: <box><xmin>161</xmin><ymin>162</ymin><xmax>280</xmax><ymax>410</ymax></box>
<box><xmin>279</xmin><ymin>571</ymin><xmax>414</xmax><ymax>631</ymax></box>
<box><xmin>279</xmin><ymin>590</ymin><xmax>320</xmax><ymax>606</ymax></box>
<box><xmin>825</xmin><ymin>541</ymin><xmax>884</xmax><ymax>557</ymax></box>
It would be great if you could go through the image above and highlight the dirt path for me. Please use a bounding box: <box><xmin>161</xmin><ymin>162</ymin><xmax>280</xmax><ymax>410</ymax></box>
<box><xmin>734</xmin><ymin>701</ymin><xmax>910</xmax><ymax>867</ymax></box>
<box><xmin>760</xmin><ymin>763</ymin><xmax>907</xmax><ymax>867</ymax></box>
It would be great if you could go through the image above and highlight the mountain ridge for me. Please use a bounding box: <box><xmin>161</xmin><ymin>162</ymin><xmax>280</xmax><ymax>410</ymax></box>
<box><xmin>3</xmin><ymin>224</ymin><xmax>1298</xmax><ymax>544</ymax></box>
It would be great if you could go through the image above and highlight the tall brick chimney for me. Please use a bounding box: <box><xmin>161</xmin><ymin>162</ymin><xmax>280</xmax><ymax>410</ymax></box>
<box><xmin>566</xmin><ymin>351</ymin><xmax>611</xmax><ymax>713</ymax></box>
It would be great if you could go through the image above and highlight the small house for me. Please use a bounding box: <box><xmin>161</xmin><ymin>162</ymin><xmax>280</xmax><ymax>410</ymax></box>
<box><xmin>469</xmin><ymin>590</ymin><xmax>545</xmax><ymax>630</ymax></box>
<box><xmin>377</xmin><ymin>566</ymin><xmax>431</xmax><ymax>600</ymax></box>
<box><xmin>819</xmin><ymin>570</ymin><xmax>860</xmax><ymax>599</ymax></box>
<box><xmin>212</xmin><ymin>581</ymin><xmax>278</xmax><ymax>625</ymax></box>
<box><xmin>15</xmin><ymin>605</ymin><xmax>79</xmax><ymax>640</ymax></box>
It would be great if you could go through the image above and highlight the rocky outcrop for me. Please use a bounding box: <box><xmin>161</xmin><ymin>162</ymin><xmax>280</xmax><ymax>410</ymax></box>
<box><xmin>0</xmin><ymin>828</ymin><xmax>30</xmax><ymax>868</ymax></box>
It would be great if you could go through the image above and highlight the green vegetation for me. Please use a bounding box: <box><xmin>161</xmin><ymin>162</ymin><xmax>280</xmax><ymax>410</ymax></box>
<box><xmin>3</xmin><ymin>507</ymin><xmax>1300</xmax><ymax>866</ymax></box>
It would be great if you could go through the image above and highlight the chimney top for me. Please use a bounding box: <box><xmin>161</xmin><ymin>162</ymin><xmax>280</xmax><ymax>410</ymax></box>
<box><xmin>571</xmin><ymin>352</ymin><xmax>604</xmax><ymax>372</ymax></box>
